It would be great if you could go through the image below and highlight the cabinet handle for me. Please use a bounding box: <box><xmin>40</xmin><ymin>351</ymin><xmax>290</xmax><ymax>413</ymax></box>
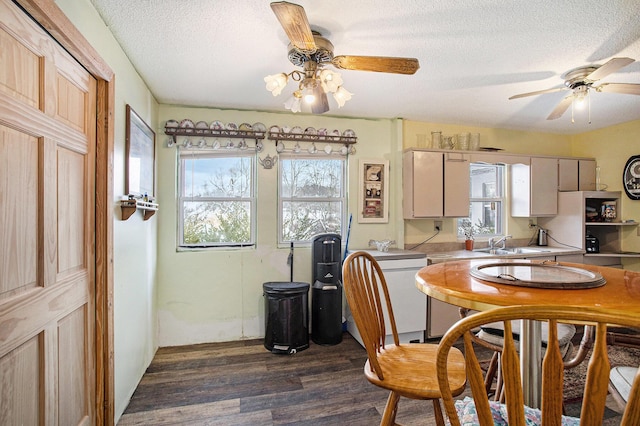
<box><xmin>445</xmin><ymin>153</ymin><xmax>468</xmax><ymax>162</ymax></box>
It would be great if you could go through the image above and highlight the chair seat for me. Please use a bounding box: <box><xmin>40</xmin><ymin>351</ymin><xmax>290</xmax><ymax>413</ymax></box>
<box><xmin>453</xmin><ymin>396</ymin><xmax>581</xmax><ymax>425</ymax></box>
<box><xmin>364</xmin><ymin>343</ymin><xmax>466</xmax><ymax>400</ymax></box>
<box><xmin>610</xmin><ymin>366</ymin><xmax>638</xmax><ymax>404</ymax></box>
<box><xmin>478</xmin><ymin>321</ymin><xmax>576</xmax><ymax>360</ymax></box>
<box><xmin>478</xmin><ymin>321</ymin><xmax>576</xmax><ymax>347</ymax></box>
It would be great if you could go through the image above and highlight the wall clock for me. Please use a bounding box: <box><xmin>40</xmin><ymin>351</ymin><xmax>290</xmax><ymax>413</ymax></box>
<box><xmin>623</xmin><ymin>155</ymin><xmax>640</xmax><ymax>200</ymax></box>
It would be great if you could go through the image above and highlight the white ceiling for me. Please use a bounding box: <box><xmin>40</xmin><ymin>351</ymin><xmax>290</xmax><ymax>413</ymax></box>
<box><xmin>89</xmin><ymin>0</ymin><xmax>640</xmax><ymax>134</ymax></box>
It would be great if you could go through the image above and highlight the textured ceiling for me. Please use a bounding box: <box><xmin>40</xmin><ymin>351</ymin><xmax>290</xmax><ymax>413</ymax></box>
<box><xmin>89</xmin><ymin>0</ymin><xmax>640</xmax><ymax>134</ymax></box>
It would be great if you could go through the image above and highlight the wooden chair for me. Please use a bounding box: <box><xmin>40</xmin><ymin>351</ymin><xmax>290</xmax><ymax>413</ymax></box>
<box><xmin>342</xmin><ymin>251</ymin><xmax>466</xmax><ymax>426</ymax></box>
<box><xmin>437</xmin><ymin>305</ymin><xmax>640</xmax><ymax>425</ymax></box>
<box><xmin>458</xmin><ymin>307</ymin><xmax>593</xmax><ymax>402</ymax></box>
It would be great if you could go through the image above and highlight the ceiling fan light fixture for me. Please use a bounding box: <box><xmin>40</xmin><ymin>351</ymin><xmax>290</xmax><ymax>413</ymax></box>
<box><xmin>284</xmin><ymin>90</ymin><xmax>303</xmax><ymax>113</ymax></box>
<box><xmin>333</xmin><ymin>86</ymin><xmax>353</xmax><ymax>108</ymax></box>
<box><xmin>264</xmin><ymin>73</ymin><xmax>289</xmax><ymax>96</ymax></box>
<box><xmin>319</xmin><ymin>69</ymin><xmax>342</xmax><ymax>93</ymax></box>
<box><xmin>572</xmin><ymin>85</ymin><xmax>589</xmax><ymax>110</ymax></box>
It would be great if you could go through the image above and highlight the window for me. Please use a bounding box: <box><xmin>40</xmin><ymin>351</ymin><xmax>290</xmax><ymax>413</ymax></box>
<box><xmin>178</xmin><ymin>149</ymin><xmax>256</xmax><ymax>248</ymax></box>
<box><xmin>458</xmin><ymin>163</ymin><xmax>505</xmax><ymax>239</ymax></box>
<box><xmin>278</xmin><ymin>154</ymin><xmax>347</xmax><ymax>244</ymax></box>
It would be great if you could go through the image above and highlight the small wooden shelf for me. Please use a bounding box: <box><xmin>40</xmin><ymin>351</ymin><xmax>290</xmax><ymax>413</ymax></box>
<box><xmin>120</xmin><ymin>199</ymin><xmax>158</xmax><ymax>221</ymax></box>
<box><xmin>586</xmin><ymin>221</ymin><xmax>638</xmax><ymax>226</ymax></box>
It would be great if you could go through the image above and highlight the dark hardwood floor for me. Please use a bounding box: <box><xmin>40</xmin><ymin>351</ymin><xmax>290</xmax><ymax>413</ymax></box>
<box><xmin>118</xmin><ymin>333</ymin><xmax>446</xmax><ymax>425</ymax></box>
<box><xmin>118</xmin><ymin>331</ymin><xmax>626</xmax><ymax>425</ymax></box>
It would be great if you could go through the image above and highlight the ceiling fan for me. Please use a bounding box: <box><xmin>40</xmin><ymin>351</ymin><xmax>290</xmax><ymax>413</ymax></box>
<box><xmin>265</xmin><ymin>1</ymin><xmax>420</xmax><ymax>114</ymax></box>
<box><xmin>509</xmin><ymin>57</ymin><xmax>640</xmax><ymax>121</ymax></box>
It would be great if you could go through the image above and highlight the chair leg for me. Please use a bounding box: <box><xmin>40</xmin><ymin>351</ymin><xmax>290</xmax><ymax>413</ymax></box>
<box><xmin>432</xmin><ymin>399</ymin><xmax>446</xmax><ymax>426</ymax></box>
<box><xmin>485</xmin><ymin>351</ymin><xmax>499</xmax><ymax>395</ymax></box>
<box><xmin>380</xmin><ymin>391</ymin><xmax>400</xmax><ymax>426</ymax></box>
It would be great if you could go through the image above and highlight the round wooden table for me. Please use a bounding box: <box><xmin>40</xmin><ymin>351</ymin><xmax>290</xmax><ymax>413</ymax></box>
<box><xmin>416</xmin><ymin>259</ymin><xmax>640</xmax><ymax>407</ymax></box>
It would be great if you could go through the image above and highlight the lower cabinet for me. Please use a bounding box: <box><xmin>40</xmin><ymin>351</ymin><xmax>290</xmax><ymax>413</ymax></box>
<box><xmin>346</xmin><ymin>254</ymin><xmax>427</xmax><ymax>347</ymax></box>
<box><xmin>427</xmin><ymin>297</ymin><xmax>461</xmax><ymax>339</ymax></box>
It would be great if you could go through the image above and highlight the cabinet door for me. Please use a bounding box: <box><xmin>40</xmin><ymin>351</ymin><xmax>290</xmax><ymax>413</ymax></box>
<box><xmin>530</xmin><ymin>157</ymin><xmax>558</xmax><ymax>216</ymax></box>
<box><xmin>579</xmin><ymin>160</ymin><xmax>597</xmax><ymax>191</ymax></box>
<box><xmin>444</xmin><ymin>152</ymin><xmax>470</xmax><ymax>217</ymax></box>
<box><xmin>558</xmin><ymin>158</ymin><xmax>578</xmax><ymax>191</ymax></box>
<box><xmin>403</xmin><ymin>151</ymin><xmax>443</xmax><ymax>218</ymax></box>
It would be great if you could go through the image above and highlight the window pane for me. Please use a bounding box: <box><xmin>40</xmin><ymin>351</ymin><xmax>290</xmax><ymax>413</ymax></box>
<box><xmin>182</xmin><ymin>201</ymin><xmax>251</xmax><ymax>245</ymax></box>
<box><xmin>182</xmin><ymin>156</ymin><xmax>252</xmax><ymax>198</ymax></box>
<box><xmin>459</xmin><ymin>163</ymin><xmax>505</xmax><ymax>238</ymax></box>
<box><xmin>470</xmin><ymin>201</ymin><xmax>502</xmax><ymax>235</ymax></box>
<box><xmin>280</xmin><ymin>158</ymin><xmax>343</xmax><ymax>198</ymax></box>
<box><xmin>281</xmin><ymin>201</ymin><xmax>342</xmax><ymax>241</ymax></box>
<box><xmin>470</xmin><ymin>164</ymin><xmax>502</xmax><ymax>198</ymax></box>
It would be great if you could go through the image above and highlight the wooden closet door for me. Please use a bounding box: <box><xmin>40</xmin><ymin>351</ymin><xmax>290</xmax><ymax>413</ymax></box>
<box><xmin>0</xmin><ymin>0</ymin><xmax>97</xmax><ymax>424</ymax></box>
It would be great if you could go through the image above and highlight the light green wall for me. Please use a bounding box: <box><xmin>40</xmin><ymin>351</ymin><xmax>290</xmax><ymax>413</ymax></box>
<box><xmin>571</xmin><ymin>119</ymin><xmax>640</xmax><ymax>270</ymax></box>
<box><xmin>54</xmin><ymin>0</ymin><xmax>159</xmax><ymax>421</ymax></box>
<box><xmin>156</xmin><ymin>105</ymin><xmax>403</xmax><ymax>346</ymax></box>
<box><xmin>48</xmin><ymin>1</ymin><xmax>640</xmax><ymax>420</ymax></box>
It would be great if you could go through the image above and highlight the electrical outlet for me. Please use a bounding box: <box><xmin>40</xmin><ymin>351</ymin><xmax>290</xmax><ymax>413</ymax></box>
<box><xmin>434</xmin><ymin>220</ymin><xmax>443</xmax><ymax>231</ymax></box>
<box><xmin>528</xmin><ymin>219</ymin><xmax>536</xmax><ymax>228</ymax></box>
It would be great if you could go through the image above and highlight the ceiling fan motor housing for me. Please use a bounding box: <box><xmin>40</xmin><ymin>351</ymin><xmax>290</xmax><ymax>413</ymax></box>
<box><xmin>288</xmin><ymin>33</ymin><xmax>334</xmax><ymax>67</ymax></box>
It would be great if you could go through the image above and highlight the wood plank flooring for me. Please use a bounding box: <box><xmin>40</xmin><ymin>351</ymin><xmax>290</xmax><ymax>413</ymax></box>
<box><xmin>118</xmin><ymin>333</ymin><xmax>445</xmax><ymax>425</ymax></box>
<box><xmin>118</xmin><ymin>331</ymin><xmax>626</xmax><ymax>425</ymax></box>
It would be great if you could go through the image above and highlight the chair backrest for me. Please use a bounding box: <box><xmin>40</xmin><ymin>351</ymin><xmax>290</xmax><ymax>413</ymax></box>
<box><xmin>342</xmin><ymin>251</ymin><xmax>400</xmax><ymax>380</ymax></box>
<box><xmin>437</xmin><ymin>305</ymin><xmax>640</xmax><ymax>426</ymax></box>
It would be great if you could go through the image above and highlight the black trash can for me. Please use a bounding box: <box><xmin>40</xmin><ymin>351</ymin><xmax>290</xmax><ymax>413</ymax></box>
<box><xmin>263</xmin><ymin>282</ymin><xmax>309</xmax><ymax>354</ymax></box>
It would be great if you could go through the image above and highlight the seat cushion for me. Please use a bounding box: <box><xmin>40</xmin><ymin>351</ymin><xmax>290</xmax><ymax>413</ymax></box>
<box><xmin>478</xmin><ymin>321</ymin><xmax>576</xmax><ymax>348</ymax></box>
<box><xmin>609</xmin><ymin>366</ymin><xmax>638</xmax><ymax>403</ymax></box>
<box><xmin>451</xmin><ymin>396</ymin><xmax>581</xmax><ymax>425</ymax></box>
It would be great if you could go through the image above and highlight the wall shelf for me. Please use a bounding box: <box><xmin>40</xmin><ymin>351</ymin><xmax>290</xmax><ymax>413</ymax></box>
<box><xmin>267</xmin><ymin>132</ymin><xmax>357</xmax><ymax>145</ymax></box>
<box><xmin>164</xmin><ymin>126</ymin><xmax>266</xmax><ymax>143</ymax></box>
<box><xmin>120</xmin><ymin>199</ymin><xmax>158</xmax><ymax>221</ymax></box>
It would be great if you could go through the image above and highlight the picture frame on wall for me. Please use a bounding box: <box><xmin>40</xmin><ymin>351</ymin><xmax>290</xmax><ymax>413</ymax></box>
<box><xmin>125</xmin><ymin>104</ymin><xmax>155</xmax><ymax>198</ymax></box>
<box><xmin>358</xmin><ymin>159</ymin><xmax>389</xmax><ymax>223</ymax></box>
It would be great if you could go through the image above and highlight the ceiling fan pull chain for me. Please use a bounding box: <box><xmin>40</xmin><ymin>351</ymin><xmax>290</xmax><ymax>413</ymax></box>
<box><xmin>588</xmin><ymin>90</ymin><xmax>592</xmax><ymax>124</ymax></box>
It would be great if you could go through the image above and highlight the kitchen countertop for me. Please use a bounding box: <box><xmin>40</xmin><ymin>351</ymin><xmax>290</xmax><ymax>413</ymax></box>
<box><xmin>426</xmin><ymin>246</ymin><xmax>584</xmax><ymax>264</ymax></box>
<box><xmin>352</xmin><ymin>249</ymin><xmax>427</xmax><ymax>261</ymax></box>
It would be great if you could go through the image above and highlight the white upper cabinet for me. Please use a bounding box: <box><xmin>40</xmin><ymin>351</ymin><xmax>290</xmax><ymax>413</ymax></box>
<box><xmin>403</xmin><ymin>150</ymin><xmax>469</xmax><ymax>218</ymax></box>
<box><xmin>558</xmin><ymin>158</ymin><xmax>597</xmax><ymax>191</ymax></box>
<box><xmin>511</xmin><ymin>157</ymin><xmax>558</xmax><ymax>217</ymax></box>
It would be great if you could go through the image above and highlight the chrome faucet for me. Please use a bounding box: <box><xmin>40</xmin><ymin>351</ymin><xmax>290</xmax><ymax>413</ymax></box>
<box><xmin>488</xmin><ymin>235</ymin><xmax>512</xmax><ymax>250</ymax></box>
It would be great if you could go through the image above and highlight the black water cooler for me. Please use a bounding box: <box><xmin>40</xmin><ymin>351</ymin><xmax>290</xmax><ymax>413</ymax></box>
<box><xmin>311</xmin><ymin>233</ymin><xmax>343</xmax><ymax>345</ymax></box>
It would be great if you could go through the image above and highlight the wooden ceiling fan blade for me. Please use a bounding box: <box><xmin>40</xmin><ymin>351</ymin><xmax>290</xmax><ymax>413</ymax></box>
<box><xmin>586</xmin><ymin>57</ymin><xmax>634</xmax><ymax>81</ymax></box>
<box><xmin>547</xmin><ymin>96</ymin><xmax>573</xmax><ymax>120</ymax></box>
<box><xmin>596</xmin><ymin>83</ymin><xmax>640</xmax><ymax>95</ymax></box>
<box><xmin>270</xmin><ymin>1</ymin><xmax>316</xmax><ymax>53</ymax></box>
<box><xmin>509</xmin><ymin>87</ymin><xmax>566</xmax><ymax>100</ymax></box>
<box><xmin>332</xmin><ymin>55</ymin><xmax>419</xmax><ymax>75</ymax></box>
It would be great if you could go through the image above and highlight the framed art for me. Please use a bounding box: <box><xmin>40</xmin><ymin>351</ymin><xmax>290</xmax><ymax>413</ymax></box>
<box><xmin>358</xmin><ymin>159</ymin><xmax>389</xmax><ymax>223</ymax></box>
<box><xmin>125</xmin><ymin>104</ymin><xmax>155</xmax><ymax>197</ymax></box>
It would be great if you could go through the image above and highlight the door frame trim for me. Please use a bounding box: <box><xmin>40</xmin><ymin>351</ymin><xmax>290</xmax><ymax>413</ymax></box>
<box><xmin>14</xmin><ymin>1</ymin><xmax>115</xmax><ymax>424</ymax></box>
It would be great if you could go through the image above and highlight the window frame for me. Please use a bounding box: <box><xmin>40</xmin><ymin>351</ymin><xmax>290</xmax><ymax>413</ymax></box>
<box><xmin>277</xmin><ymin>153</ymin><xmax>348</xmax><ymax>246</ymax></box>
<box><xmin>459</xmin><ymin>162</ymin><xmax>506</xmax><ymax>240</ymax></box>
<box><xmin>177</xmin><ymin>148</ymin><xmax>257</xmax><ymax>250</ymax></box>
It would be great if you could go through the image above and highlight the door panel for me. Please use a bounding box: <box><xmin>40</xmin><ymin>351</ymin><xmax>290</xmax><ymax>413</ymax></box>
<box><xmin>0</xmin><ymin>335</ymin><xmax>41</xmax><ymax>425</ymax></box>
<box><xmin>0</xmin><ymin>125</ymin><xmax>38</xmax><ymax>297</ymax></box>
<box><xmin>0</xmin><ymin>0</ymin><xmax>97</xmax><ymax>423</ymax></box>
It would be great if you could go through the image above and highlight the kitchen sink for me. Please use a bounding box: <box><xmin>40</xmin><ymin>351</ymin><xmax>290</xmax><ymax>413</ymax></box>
<box><xmin>474</xmin><ymin>247</ymin><xmax>550</xmax><ymax>255</ymax></box>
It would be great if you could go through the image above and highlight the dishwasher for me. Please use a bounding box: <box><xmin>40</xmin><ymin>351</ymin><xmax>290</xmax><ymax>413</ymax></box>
<box><xmin>345</xmin><ymin>250</ymin><xmax>427</xmax><ymax>347</ymax></box>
